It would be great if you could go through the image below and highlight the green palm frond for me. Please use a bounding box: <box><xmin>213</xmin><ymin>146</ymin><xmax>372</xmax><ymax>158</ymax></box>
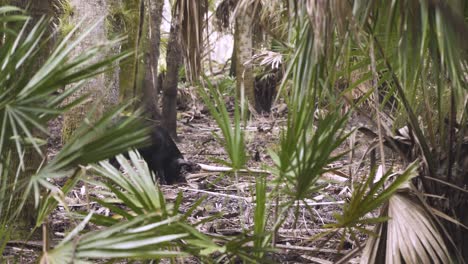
<box><xmin>42</xmin><ymin>212</ymin><xmax>191</xmax><ymax>263</ymax></box>
<box><xmin>330</xmin><ymin>163</ymin><xmax>418</xmax><ymax>232</ymax></box>
<box><xmin>92</xmin><ymin>151</ymin><xmax>167</xmax><ymax>221</ymax></box>
<box><xmin>35</xmin><ymin>106</ymin><xmax>150</xmax><ymax>225</ymax></box>
<box><xmin>0</xmin><ymin>153</ymin><xmax>13</xmax><ymax>254</ymax></box>
<box><xmin>41</xmin><ymin>151</ymin><xmax>221</xmax><ymax>262</ymax></box>
<box><xmin>198</xmin><ymin>77</ymin><xmax>247</xmax><ymax>170</ymax></box>
<box><xmin>253</xmin><ymin>175</ymin><xmax>270</xmax><ymax>259</ymax></box>
<box><xmin>41</xmin><ymin>150</ymin><xmax>263</xmax><ymax>262</ymax></box>
<box><xmin>0</xmin><ymin>5</ymin><xmax>144</xmax><ymax>236</ymax></box>
<box><xmin>0</xmin><ymin>6</ymin><xmax>27</xmax><ymax>23</ymax></box>
<box><xmin>268</xmin><ymin>8</ymin><xmax>350</xmax><ymax>202</ymax></box>
<box><xmin>357</xmin><ymin>0</ymin><xmax>468</xmax><ymax>172</ymax></box>
<box><xmin>267</xmin><ymin>0</ymin><xmax>467</xmax><ymax>261</ymax></box>
<box><xmin>0</xmin><ymin>12</ymin><xmax>132</xmax><ymax>166</ymax></box>
<box><xmin>270</xmin><ymin>110</ymin><xmax>349</xmax><ymax>202</ymax></box>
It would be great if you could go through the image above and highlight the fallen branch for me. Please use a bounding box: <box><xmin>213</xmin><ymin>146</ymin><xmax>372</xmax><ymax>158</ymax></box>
<box><xmin>276</xmin><ymin>243</ymin><xmax>350</xmax><ymax>254</ymax></box>
<box><xmin>198</xmin><ymin>163</ymin><xmax>269</xmax><ymax>174</ymax></box>
<box><xmin>178</xmin><ymin>187</ymin><xmax>252</xmax><ymax>202</ymax></box>
<box><xmin>197</xmin><ymin>163</ymin><xmax>349</xmax><ymax>183</ymax></box>
<box><xmin>293</xmin><ymin>200</ymin><xmax>345</xmax><ymax>207</ymax></box>
<box><xmin>7</xmin><ymin>240</ymin><xmax>43</xmax><ymax>249</ymax></box>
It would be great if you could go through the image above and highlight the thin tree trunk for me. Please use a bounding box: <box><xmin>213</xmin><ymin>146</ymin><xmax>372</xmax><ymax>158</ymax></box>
<box><xmin>143</xmin><ymin>0</ymin><xmax>164</xmax><ymax>120</ymax></box>
<box><xmin>104</xmin><ymin>0</ymin><xmax>123</xmax><ymax>110</ymax></box>
<box><xmin>7</xmin><ymin>0</ymin><xmax>54</xmax><ymax>240</ymax></box>
<box><xmin>235</xmin><ymin>7</ymin><xmax>255</xmax><ymax>112</ymax></box>
<box><xmin>229</xmin><ymin>38</ymin><xmax>236</xmax><ymax>77</ymax></box>
<box><xmin>162</xmin><ymin>13</ymin><xmax>182</xmax><ymax>138</ymax></box>
<box><xmin>119</xmin><ymin>0</ymin><xmax>140</xmax><ymax>101</ymax></box>
<box><xmin>11</xmin><ymin>0</ymin><xmax>50</xmax><ymax>17</ymax></box>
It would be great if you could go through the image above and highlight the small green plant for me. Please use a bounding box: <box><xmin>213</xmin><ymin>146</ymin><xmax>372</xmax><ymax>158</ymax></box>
<box><xmin>198</xmin><ymin>77</ymin><xmax>247</xmax><ymax>171</ymax></box>
<box><xmin>216</xmin><ymin>75</ymin><xmax>236</xmax><ymax>96</ymax></box>
<box><xmin>54</xmin><ymin>0</ymin><xmax>74</xmax><ymax>37</ymax></box>
<box><xmin>177</xmin><ymin>64</ymin><xmax>185</xmax><ymax>81</ymax></box>
<box><xmin>325</xmin><ymin>163</ymin><xmax>417</xmax><ymax>240</ymax></box>
<box><xmin>253</xmin><ymin>175</ymin><xmax>271</xmax><ymax>259</ymax></box>
<box><xmin>197</xmin><ymin>76</ymin><xmax>250</xmax><ymax>234</ymax></box>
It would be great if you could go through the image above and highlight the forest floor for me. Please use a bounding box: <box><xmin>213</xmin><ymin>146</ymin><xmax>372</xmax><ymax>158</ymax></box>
<box><xmin>7</xmin><ymin>96</ymin><xmax>386</xmax><ymax>263</ymax></box>
<box><xmin>172</xmin><ymin>112</ymin><xmax>361</xmax><ymax>263</ymax></box>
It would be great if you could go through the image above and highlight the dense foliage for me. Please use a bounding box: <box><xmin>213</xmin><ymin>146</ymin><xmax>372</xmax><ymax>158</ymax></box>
<box><xmin>1</xmin><ymin>0</ymin><xmax>467</xmax><ymax>263</ymax></box>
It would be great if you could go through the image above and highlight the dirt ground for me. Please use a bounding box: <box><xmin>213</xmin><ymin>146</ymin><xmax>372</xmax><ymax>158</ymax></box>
<box><xmin>5</xmin><ymin>98</ymin><xmax>382</xmax><ymax>263</ymax></box>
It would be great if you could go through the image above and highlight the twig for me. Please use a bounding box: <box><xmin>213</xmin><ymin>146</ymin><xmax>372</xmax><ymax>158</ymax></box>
<box><xmin>196</xmin><ymin>164</ymin><xmax>348</xmax><ymax>186</ymax></box>
<box><xmin>198</xmin><ymin>163</ymin><xmax>269</xmax><ymax>174</ymax></box>
<box><xmin>7</xmin><ymin>240</ymin><xmax>43</xmax><ymax>249</ymax></box>
<box><xmin>275</xmin><ymin>243</ymin><xmax>350</xmax><ymax>254</ymax></box>
<box><xmin>313</xmin><ymin>208</ymin><xmax>325</xmax><ymax>225</ymax></box>
<box><xmin>65</xmin><ymin>202</ymin><xmax>98</xmax><ymax>207</ymax></box>
<box><xmin>292</xmin><ymin>201</ymin><xmax>345</xmax><ymax>207</ymax></box>
<box><xmin>178</xmin><ymin>187</ymin><xmax>252</xmax><ymax>202</ymax></box>
<box><xmin>320</xmin><ymin>172</ymin><xmax>349</xmax><ymax>183</ymax></box>
<box><xmin>278</xmin><ymin>228</ymin><xmax>332</xmax><ymax>235</ymax></box>
<box><xmin>335</xmin><ymin>245</ymin><xmax>363</xmax><ymax>264</ymax></box>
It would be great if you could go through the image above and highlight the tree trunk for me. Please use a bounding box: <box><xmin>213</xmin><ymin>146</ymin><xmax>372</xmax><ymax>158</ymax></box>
<box><xmin>104</xmin><ymin>0</ymin><xmax>124</xmax><ymax>110</ymax></box>
<box><xmin>11</xmin><ymin>0</ymin><xmax>51</xmax><ymax>17</ymax></box>
<box><xmin>7</xmin><ymin>0</ymin><xmax>54</xmax><ymax>240</ymax></box>
<box><xmin>61</xmin><ymin>0</ymin><xmax>118</xmax><ymax>142</ymax></box>
<box><xmin>234</xmin><ymin>6</ymin><xmax>255</xmax><ymax>112</ymax></box>
<box><xmin>119</xmin><ymin>0</ymin><xmax>140</xmax><ymax>101</ymax></box>
<box><xmin>229</xmin><ymin>38</ymin><xmax>236</xmax><ymax>77</ymax></box>
<box><xmin>162</xmin><ymin>13</ymin><xmax>182</xmax><ymax>139</ymax></box>
<box><xmin>143</xmin><ymin>0</ymin><xmax>164</xmax><ymax>120</ymax></box>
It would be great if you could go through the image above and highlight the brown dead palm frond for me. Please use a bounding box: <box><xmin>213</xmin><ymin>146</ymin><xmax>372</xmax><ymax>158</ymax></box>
<box><xmin>257</xmin><ymin>0</ymin><xmax>289</xmax><ymax>42</ymax></box>
<box><xmin>360</xmin><ymin>184</ymin><xmax>456</xmax><ymax>264</ymax></box>
<box><xmin>234</xmin><ymin>0</ymin><xmax>289</xmax><ymax>44</ymax></box>
<box><xmin>177</xmin><ymin>0</ymin><xmax>208</xmax><ymax>83</ymax></box>
<box><xmin>214</xmin><ymin>0</ymin><xmax>236</xmax><ymax>31</ymax></box>
<box><xmin>305</xmin><ymin>0</ymin><xmax>352</xmax><ymax>61</ymax></box>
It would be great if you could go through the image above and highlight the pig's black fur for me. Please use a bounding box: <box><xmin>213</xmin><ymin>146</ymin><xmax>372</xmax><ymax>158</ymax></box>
<box><xmin>110</xmin><ymin>119</ymin><xmax>188</xmax><ymax>184</ymax></box>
